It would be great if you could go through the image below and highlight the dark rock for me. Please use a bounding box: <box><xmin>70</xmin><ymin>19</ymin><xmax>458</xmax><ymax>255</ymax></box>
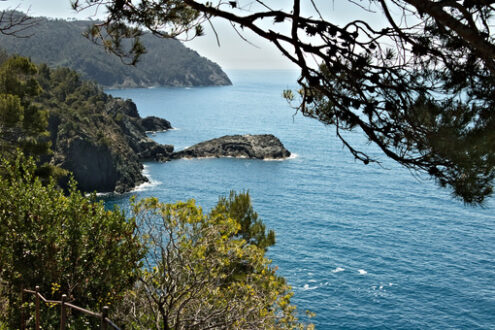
<box><xmin>138</xmin><ymin>143</ymin><xmax>174</xmax><ymax>161</ymax></box>
<box><xmin>171</xmin><ymin>134</ymin><xmax>291</xmax><ymax>160</ymax></box>
<box><xmin>107</xmin><ymin>98</ymin><xmax>139</xmax><ymax>118</ymax></box>
<box><xmin>59</xmin><ymin>137</ymin><xmax>147</xmax><ymax>193</ymax></box>
<box><xmin>140</xmin><ymin>116</ymin><xmax>172</xmax><ymax>131</ymax></box>
<box><xmin>106</xmin><ymin>99</ymin><xmax>174</xmax><ymax>162</ymax></box>
<box><xmin>50</xmin><ymin>98</ymin><xmax>173</xmax><ymax>193</ymax></box>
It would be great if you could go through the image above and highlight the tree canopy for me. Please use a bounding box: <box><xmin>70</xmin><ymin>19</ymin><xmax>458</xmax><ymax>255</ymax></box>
<box><xmin>0</xmin><ymin>153</ymin><xmax>305</xmax><ymax>328</ymax></box>
<box><xmin>0</xmin><ymin>153</ymin><xmax>144</xmax><ymax>328</ymax></box>
<box><xmin>118</xmin><ymin>194</ymin><xmax>309</xmax><ymax>329</ymax></box>
<box><xmin>0</xmin><ymin>56</ymin><xmax>51</xmax><ymax>164</ymax></box>
<box><xmin>74</xmin><ymin>0</ymin><xmax>495</xmax><ymax>204</ymax></box>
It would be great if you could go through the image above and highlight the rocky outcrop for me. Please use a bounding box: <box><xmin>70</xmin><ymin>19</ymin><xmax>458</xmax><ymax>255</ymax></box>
<box><xmin>56</xmin><ymin>136</ymin><xmax>147</xmax><ymax>193</ymax></box>
<box><xmin>105</xmin><ymin>99</ymin><xmax>174</xmax><ymax>161</ymax></box>
<box><xmin>171</xmin><ymin>134</ymin><xmax>291</xmax><ymax>160</ymax></box>
<box><xmin>49</xmin><ymin>98</ymin><xmax>173</xmax><ymax>193</ymax></box>
<box><xmin>140</xmin><ymin>116</ymin><xmax>172</xmax><ymax>132</ymax></box>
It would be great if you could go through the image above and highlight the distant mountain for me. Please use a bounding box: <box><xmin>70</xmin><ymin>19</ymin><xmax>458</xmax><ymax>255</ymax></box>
<box><xmin>0</xmin><ymin>15</ymin><xmax>231</xmax><ymax>88</ymax></box>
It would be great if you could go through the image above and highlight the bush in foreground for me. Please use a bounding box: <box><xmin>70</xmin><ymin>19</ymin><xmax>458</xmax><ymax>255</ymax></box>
<box><xmin>0</xmin><ymin>154</ymin><xmax>310</xmax><ymax>328</ymax></box>
<box><xmin>0</xmin><ymin>153</ymin><xmax>143</xmax><ymax>328</ymax></box>
<box><xmin>117</xmin><ymin>195</ymin><xmax>311</xmax><ymax>329</ymax></box>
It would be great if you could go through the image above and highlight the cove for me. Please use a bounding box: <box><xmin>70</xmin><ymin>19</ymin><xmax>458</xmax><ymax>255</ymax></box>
<box><xmin>104</xmin><ymin>70</ymin><xmax>495</xmax><ymax>329</ymax></box>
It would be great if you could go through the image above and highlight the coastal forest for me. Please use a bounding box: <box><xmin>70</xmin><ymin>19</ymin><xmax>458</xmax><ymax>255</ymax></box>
<box><xmin>1</xmin><ymin>1</ymin><xmax>495</xmax><ymax>329</ymax></box>
<box><xmin>0</xmin><ymin>53</ymin><xmax>308</xmax><ymax>327</ymax></box>
<box><xmin>0</xmin><ymin>14</ymin><xmax>231</xmax><ymax>88</ymax></box>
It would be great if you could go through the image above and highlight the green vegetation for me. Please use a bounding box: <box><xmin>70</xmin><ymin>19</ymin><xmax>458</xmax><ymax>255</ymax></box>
<box><xmin>0</xmin><ymin>154</ymin><xmax>308</xmax><ymax>328</ymax></box>
<box><xmin>118</xmin><ymin>196</ymin><xmax>309</xmax><ymax>329</ymax></box>
<box><xmin>0</xmin><ymin>14</ymin><xmax>231</xmax><ymax>88</ymax></box>
<box><xmin>78</xmin><ymin>0</ymin><xmax>495</xmax><ymax>204</ymax></box>
<box><xmin>0</xmin><ymin>153</ymin><xmax>144</xmax><ymax>328</ymax></box>
<box><xmin>214</xmin><ymin>190</ymin><xmax>275</xmax><ymax>251</ymax></box>
<box><xmin>0</xmin><ymin>56</ymin><xmax>50</xmax><ymax>160</ymax></box>
<box><xmin>0</xmin><ymin>54</ymin><xmax>168</xmax><ymax>192</ymax></box>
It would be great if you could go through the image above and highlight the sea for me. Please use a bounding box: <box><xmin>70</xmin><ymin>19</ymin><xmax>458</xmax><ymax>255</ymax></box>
<box><xmin>104</xmin><ymin>70</ymin><xmax>495</xmax><ymax>329</ymax></box>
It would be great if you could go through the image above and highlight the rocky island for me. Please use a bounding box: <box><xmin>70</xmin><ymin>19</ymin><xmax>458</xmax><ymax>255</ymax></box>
<box><xmin>5</xmin><ymin>56</ymin><xmax>289</xmax><ymax>194</ymax></box>
<box><xmin>171</xmin><ymin>134</ymin><xmax>291</xmax><ymax>160</ymax></box>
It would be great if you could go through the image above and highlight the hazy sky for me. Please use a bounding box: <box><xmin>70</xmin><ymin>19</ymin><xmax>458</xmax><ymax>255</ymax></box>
<box><xmin>0</xmin><ymin>0</ymin><xmax>388</xmax><ymax>70</ymax></box>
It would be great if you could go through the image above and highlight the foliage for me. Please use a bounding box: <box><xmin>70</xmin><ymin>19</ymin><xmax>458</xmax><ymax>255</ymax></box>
<box><xmin>0</xmin><ymin>56</ymin><xmax>50</xmax><ymax>160</ymax></box>
<box><xmin>0</xmin><ymin>14</ymin><xmax>230</xmax><ymax>88</ymax></box>
<box><xmin>75</xmin><ymin>0</ymin><xmax>495</xmax><ymax>204</ymax></box>
<box><xmin>0</xmin><ymin>151</ymin><xmax>307</xmax><ymax>328</ymax></box>
<box><xmin>213</xmin><ymin>190</ymin><xmax>275</xmax><ymax>251</ymax></box>
<box><xmin>0</xmin><ymin>153</ymin><xmax>144</xmax><ymax>328</ymax></box>
<box><xmin>33</xmin><ymin>61</ymin><xmax>154</xmax><ymax>192</ymax></box>
<box><xmin>116</xmin><ymin>195</ymin><xmax>310</xmax><ymax>329</ymax></box>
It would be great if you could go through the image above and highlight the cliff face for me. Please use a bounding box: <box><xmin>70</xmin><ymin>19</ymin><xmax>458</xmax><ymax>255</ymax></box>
<box><xmin>61</xmin><ymin>137</ymin><xmax>126</xmax><ymax>192</ymax></box>
<box><xmin>33</xmin><ymin>64</ymin><xmax>174</xmax><ymax>193</ymax></box>
<box><xmin>26</xmin><ymin>62</ymin><xmax>291</xmax><ymax>193</ymax></box>
<box><xmin>48</xmin><ymin>98</ymin><xmax>173</xmax><ymax>193</ymax></box>
<box><xmin>0</xmin><ymin>15</ymin><xmax>231</xmax><ymax>88</ymax></box>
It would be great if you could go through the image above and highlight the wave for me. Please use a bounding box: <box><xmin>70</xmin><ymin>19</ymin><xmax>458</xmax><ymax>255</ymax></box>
<box><xmin>332</xmin><ymin>267</ymin><xmax>345</xmax><ymax>273</ymax></box>
<box><xmin>302</xmin><ymin>283</ymin><xmax>318</xmax><ymax>291</ymax></box>
<box><xmin>95</xmin><ymin>192</ymin><xmax>113</xmax><ymax>197</ymax></box>
<box><xmin>132</xmin><ymin>165</ymin><xmax>162</xmax><ymax>192</ymax></box>
<box><xmin>358</xmin><ymin>269</ymin><xmax>368</xmax><ymax>275</ymax></box>
<box><xmin>262</xmin><ymin>153</ymin><xmax>298</xmax><ymax>161</ymax></box>
<box><xmin>289</xmin><ymin>153</ymin><xmax>299</xmax><ymax>159</ymax></box>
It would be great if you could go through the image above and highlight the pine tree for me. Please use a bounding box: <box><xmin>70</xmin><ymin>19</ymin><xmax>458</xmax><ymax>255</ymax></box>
<box><xmin>73</xmin><ymin>0</ymin><xmax>495</xmax><ymax>204</ymax></box>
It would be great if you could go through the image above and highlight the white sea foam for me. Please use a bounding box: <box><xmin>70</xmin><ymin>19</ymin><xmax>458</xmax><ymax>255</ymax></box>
<box><xmin>132</xmin><ymin>179</ymin><xmax>162</xmax><ymax>192</ymax></box>
<box><xmin>95</xmin><ymin>192</ymin><xmax>113</xmax><ymax>197</ymax></box>
<box><xmin>358</xmin><ymin>269</ymin><xmax>368</xmax><ymax>275</ymax></box>
<box><xmin>288</xmin><ymin>153</ymin><xmax>299</xmax><ymax>159</ymax></box>
<box><xmin>145</xmin><ymin>129</ymin><xmax>170</xmax><ymax>134</ymax></box>
<box><xmin>332</xmin><ymin>267</ymin><xmax>345</xmax><ymax>273</ymax></box>
<box><xmin>132</xmin><ymin>165</ymin><xmax>162</xmax><ymax>192</ymax></box>
<box><xmin>302</xmin><ymin>284</ymin><xmax>318</xmax><ymax>291</ymax></box>
<box><xmin>263</xmin><ymin>153</ymin><xmax>298</xmax><ymax>162</ymax></box>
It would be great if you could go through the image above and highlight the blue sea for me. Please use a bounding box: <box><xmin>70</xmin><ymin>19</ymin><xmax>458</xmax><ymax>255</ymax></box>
<box><xmin>105</xmin><ymin>70</ymin><xmax>495</xmax><ymax>329</ymax></box>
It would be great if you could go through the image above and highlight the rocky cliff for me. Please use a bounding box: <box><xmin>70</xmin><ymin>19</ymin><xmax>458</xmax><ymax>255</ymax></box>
<box><xmin>26</xmin><ymin>61</ymin><xmax>290</xmax><ymax>193</ymax></box>
<box><xmin>33</xmin><ymin>64</ymin><xmax>174</xmax><ymax>193</ymax></box>
<box><xmin>49</xmin><ymin>98</ymin><xmax>174</xmax><ymax>193</ymax></box>
<box><xmin>171</xmin><ymin>134</ymin><xmax>291</xmax><ymax>160</ymax></box>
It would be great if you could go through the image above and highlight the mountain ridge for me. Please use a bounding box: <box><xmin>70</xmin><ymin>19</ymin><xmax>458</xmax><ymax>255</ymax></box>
<box><xmin>0</xmin><ymin>14</ymin><xmax>231</xmax><ymax>88</ymax></box>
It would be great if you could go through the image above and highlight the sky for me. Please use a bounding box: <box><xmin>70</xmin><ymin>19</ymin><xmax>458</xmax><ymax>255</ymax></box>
<box><xmin>0</xmin><ymin>0</ymin><xmax>388</xmax><ymax>70</ymax></box>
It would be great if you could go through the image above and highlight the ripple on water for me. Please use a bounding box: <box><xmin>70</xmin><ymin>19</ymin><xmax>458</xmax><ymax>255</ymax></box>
<box><xmin>106</xmin><ymin>72</ymin><xmax>495</xmax><ymax>329</ymax></box>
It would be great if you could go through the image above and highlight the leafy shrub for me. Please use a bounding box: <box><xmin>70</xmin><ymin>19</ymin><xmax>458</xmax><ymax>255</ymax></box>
<box><xmin>0</xmin><ymin>153</ymin><xmax>144</xmax><ymax>328</ymax></box>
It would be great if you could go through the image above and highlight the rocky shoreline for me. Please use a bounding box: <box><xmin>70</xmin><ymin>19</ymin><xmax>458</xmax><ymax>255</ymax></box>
<box><xmin>49</xmin><ymin>99</ymin><xmax>174</xmax><ymax>193</ymax></box>
<box><xmin>52</xmin><ymin>99</ymin><xmax>290</xmax><ymax>194</ymax></box>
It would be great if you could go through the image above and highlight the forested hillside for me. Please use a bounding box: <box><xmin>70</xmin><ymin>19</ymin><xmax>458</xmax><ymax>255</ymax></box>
<box><xmin>0</xmin><ymin>54</ymin><xmax>174</xmax><ymax>193</ymax></box>
<box><xmin>0</xmin><ymin>14</ymin><xmax>231</xmax><ymax>88</ymax></box>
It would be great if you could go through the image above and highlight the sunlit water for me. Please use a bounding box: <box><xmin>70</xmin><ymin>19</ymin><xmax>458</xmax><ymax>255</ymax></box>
<box><xmin>105</xmin><ymin>70</ymin><xmax>495</xmax><ymax>329</ymax></box>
